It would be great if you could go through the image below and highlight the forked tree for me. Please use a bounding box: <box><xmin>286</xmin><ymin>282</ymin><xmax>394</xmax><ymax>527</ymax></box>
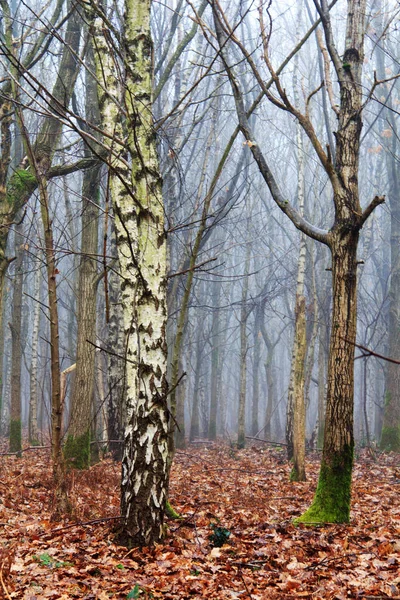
<box><xmin>211</xmin><ymin>0</ymin><xmax>385</xmax><ymax>522</ymax></box>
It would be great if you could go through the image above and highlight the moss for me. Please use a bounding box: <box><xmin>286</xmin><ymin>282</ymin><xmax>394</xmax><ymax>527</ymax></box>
<box><xmin>290</xmin><ymin>465</ymin><xmax>297</xmax><ymax>482</ymax></box>
<box><xmin>380</xmin><ymin>426</ymin><xmax>400</xmax><ymax>452</ymax></box>
<box><xmin>165</xmin><ymin>500</ymin><xmax>182</xmax><ymax>520</ymax></box>
<box><xmin>10</xmin><ymin>419</ymin><xmax>22</xmax><ymax>454</ymax></box>
<box><xmin>64</xmin><ymin>430</ymin><xmax>91</xmax><ymax>469</ymax></box>
<box><xmin>290</xmin><ymin>464</ymin><xmax>305</xmax><ymax>482</ymax></box>
<box><xmin>294</xmin><ymin>444</ymin><xmax>353</xmax><ymax>524</ymax></box>
<box><xmin>7</xmin><ymin>169</ymin><xmax>36</xmax><ymax>205</ymax></box>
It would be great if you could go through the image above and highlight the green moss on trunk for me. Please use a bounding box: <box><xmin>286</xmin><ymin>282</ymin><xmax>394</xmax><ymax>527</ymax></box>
<box><xmin>7</xmin><ymin>169</ymin><xmax>36</xmax><ymax>205</ymax></box>
<box><xmin>295</xmin><ymin>444</ymin><xmax>353</xmax><ymax>524</ymax></box>
<box><xmin>64</xmin><ymin>430</ymin><xmax>90</xmax><ymax>469</ymax></box>
<box><xmin>380</xmin><ymin>426</ymin><xmax>400</xmax><ymax>452</ymax></box>
<box><xmin>10</xmin><ymin>419</ymin><xmax>21</xmax><ymax>453</ymax></box>
<box><xmin>165</xmin><ymin>500</ymin><xmax>182</xmax><ymax>520</ymax></box>
<box><xmin>290</xmin><ymin>463</ymin><xmax>306</xmax><ymax>482</ymax></box>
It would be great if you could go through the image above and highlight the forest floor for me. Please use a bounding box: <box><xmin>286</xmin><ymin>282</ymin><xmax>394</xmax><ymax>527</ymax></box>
<box><xmin>0</xmin><ymin>441</ymin><xmax>399</xmax><ymax>599</ymax></box>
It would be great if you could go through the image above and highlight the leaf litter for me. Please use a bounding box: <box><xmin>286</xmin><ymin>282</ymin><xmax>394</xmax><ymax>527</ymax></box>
<box><xmin>0</xmin><ymin>442</ymin><xmax>398</xmax><ymax>599</ymax></box>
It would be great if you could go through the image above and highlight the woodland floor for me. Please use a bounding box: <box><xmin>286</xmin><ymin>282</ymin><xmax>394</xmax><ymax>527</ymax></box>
<box><xmin>0</xmin><ymin>441</ymin><xmax>399</xmax><ymax>599</ymax></box>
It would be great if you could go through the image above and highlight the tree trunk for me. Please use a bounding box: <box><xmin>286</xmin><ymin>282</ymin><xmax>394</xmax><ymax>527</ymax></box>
<box><xmin>237</xmin><ymin>241</ymin><xmax>250</xmax><ymax>449</ymax></box>
<box><xmin>190</xmin><ymin>323</ymin><xmax>203</xmax><ymax>442</ymax></box>
<box><xmin>29</xmin><ymin>263</ymin><xmax>41</xmax><ymax>445</ymax></box>
<box><xmin>286</xmin><ymin>2</ymin><xmax>307</xmax><ymax>480</ymax></box>
<box><xmin>316</xmin><ymin>322</ymin><xmax>327</xmax><ymax>449</ymax></box>
<box><xmin>9</xmin><ymin>220</ymin><xmax>24</xmax><ymax>453</ymax></box>
<box><xmin>175</xmin><ymin>355</ymin><xmax>186</xmax><ymax>448</ymax></box>
<box><xmin>288</xmin><ymin>292</ymin><xmax>307</xmax><ymax>481</ymax></box>
<box><xmin>65</xmin><ymin>42</ymin><xmax>101</xmax><ymax>469</ymax></box>
<box><xmin>251</xmin><ymin>306</ymin><xmax>261</xmax><ymax>437</ymax></box>
<box><xmin>107</xmin><ymin>240</ymin><xmax>125</xmax><ymax>461</ymax></box>
<box><xmin>298</xmin><ymin>232</ymin><xmax>358</xmax><ymax>522</ymax></box>
<box><xmin>208</xmin><ymin>277</ymin><xmax>221</xmax><ymax>440</ymax></box>
<box><xmin>377</xmin><ymin>26</ymin><xmax>400</xmax><ymax>450</ymax></box>
<box><xmin>88</xmin><ymin>0</ymin><xmax>170</xmax><ymax>546</ymax></box>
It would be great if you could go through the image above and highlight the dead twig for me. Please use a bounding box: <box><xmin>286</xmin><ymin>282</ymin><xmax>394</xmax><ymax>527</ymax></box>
<box><xmin>245</xmin><ymin>436</ymin><xmax>288</xmax><ymax>446</ymax></box>
<box><xmin>0</xmin><ymin>564</ymin><xmax>11</xmax><ymax>600</ymax></box>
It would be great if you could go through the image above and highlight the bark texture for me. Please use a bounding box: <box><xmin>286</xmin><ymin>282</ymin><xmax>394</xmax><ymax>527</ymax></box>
<box><xmin>65</xmin><ymin>42</ymin><xmax>101</xmax><ymax>470</ymax></box>
<box><xmin>88</xmin><ymin>0</ymin><xmax>170</xmax><ymax>546</ymax></box>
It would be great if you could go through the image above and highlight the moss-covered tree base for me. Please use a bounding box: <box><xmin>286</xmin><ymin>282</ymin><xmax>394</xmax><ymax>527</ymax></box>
<box><xmin>166</xmin><ymin>500</ymin><xmax>183</xmax><ymax>520</ymax></box>
<box><xmin>290</xmin><ymin>464</ymin><xmax>306</xmax><ymax>482</ymax></box>
<box><xmin>64</xmin><ymin>430</ymin><xmax>90</xmax><ymax>469</ymax></box>
<box><xmin>10</xmin><ymin>419</ymin><xmax>22</xmax><ymax>454</ymax></box>
<box><xmin>380</xmin><ymin>426</ymin><xmax>400</xmax><ymax>452</ymax></box>
<box><xmin>295</xmin><ymin>446</ymin><xmax>353</xmax><ymax>525</ymax></box>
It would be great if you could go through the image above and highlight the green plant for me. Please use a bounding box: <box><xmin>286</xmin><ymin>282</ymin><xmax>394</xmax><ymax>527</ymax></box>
<box><xmin>209</xmin><ymin>523</ymin><xmax>231</xmax><ymax>547</ymax></box>
<box><xmin>32</xmin><ymin>553</ymin><xmax>72</xmax><ymax>569</ymax></box>
<box><xmin>127</xmin><ymin>585</ymin><xmax>150</xmax><ymax>599</ymax></box>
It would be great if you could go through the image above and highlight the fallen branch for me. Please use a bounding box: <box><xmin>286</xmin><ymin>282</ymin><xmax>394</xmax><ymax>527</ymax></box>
<box><xmin>0</xmin><ymin>445</ymin><xmax>50</xmax><ymax>456</ymax></box>
<box><xmin>0</xmin><ymin>566</ymin><xmax>11</xmax><ymax>600</ymax></box>
<box><xmin>48</xmin><ymin>515</ymin><xmax>123</xmax><ymax>535</ymax></box>
<box><xmin>245</xmin><ymin>436</ymin><xmax>288</xmax><ymax>447</ymax></box>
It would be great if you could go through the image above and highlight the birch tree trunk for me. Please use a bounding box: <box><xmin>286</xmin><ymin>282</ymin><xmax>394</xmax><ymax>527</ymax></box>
<box><xmin>107</xmin><ymin>239</ymin><xmax>125</xmax><ymax>461</ymax></box>
<box><xmin>88</xmin><ymin>0</ymin><xmax>170</xmax><ymax>546</ymax></box>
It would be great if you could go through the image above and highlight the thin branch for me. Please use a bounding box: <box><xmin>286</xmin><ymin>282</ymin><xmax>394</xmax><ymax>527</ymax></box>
<box><xmin>342</xmin><ymin>337</ymin><xmax>400</xmax><ymax>365</ymax></box>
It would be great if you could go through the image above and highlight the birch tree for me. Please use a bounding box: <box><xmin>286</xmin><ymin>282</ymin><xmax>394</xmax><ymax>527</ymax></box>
<box><xmin>85</xmin><ymin>0</ymin><xmax>170</xmax><ymax>546</ymax></box>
